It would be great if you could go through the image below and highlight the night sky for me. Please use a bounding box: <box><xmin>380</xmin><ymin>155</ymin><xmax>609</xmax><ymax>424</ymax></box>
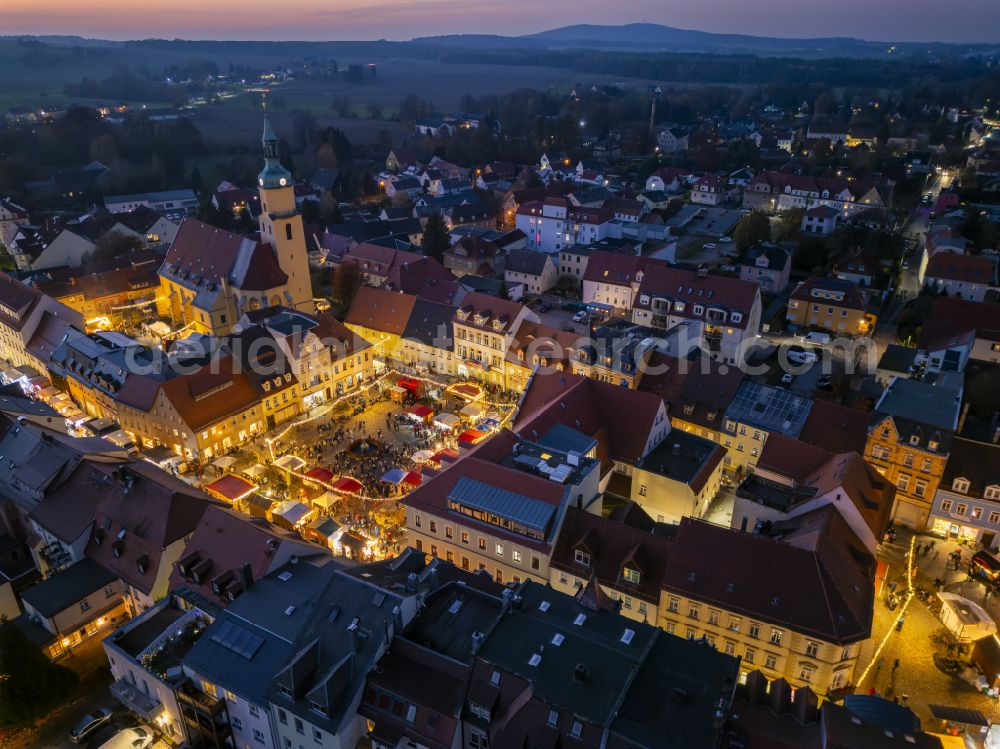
<box><xmin>4</xmin><ymin>0</ymin><xmax>998</xmax><ymax>43</ymax></box>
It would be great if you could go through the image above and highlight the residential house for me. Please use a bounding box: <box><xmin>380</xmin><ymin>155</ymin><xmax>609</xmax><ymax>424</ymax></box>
<box><xmin>655</xmin><ymin>127</ymin><xmax>690</xmax><ymax>153</ymax></box>
<box><xmin>504</xmin><ymin>248</ymin><xmax>558</xmax><ymax>295</ymax></box>
<box><xmin>452</xmin><ymin>291</ymin><xmax>537</xmax><ymax>385</ymax></box>
<box><xmin>443</xmin><ymin>235</ymin><xmax>506</xmax><ymax>279</ymax></box>
<box><xmin>800</xmin><ymin>205</ymin><xmax>839</xmax><ymax>236</ymax></box>
<box><xmin>739</xmin><ymin>244</ymin><xmax>792</xmax><ymax>293</ymax></box>
<box><xmin>722</xmin><ymin>380</ymin><xmax>814</xmax><ymax>475</ymax></box>
<box><xmin>787</xmin><ymin>276</ymin><xmax>876</xmax><ymax>336</ymax></box>
<box><xmin>660</xmin><ymin>507</ymin><xmax>876</xmax><ymax>695</ymax></box>
<box><xmin>929</xmin><ymin>438</ymin><xmax>1000</xmax><ymax>547</ymax></box>
<box><xmin>104</xmin><ymin>189</ymin><xmax>199</xmax><ymax>216</ymax></box>
<box><xmin>832</xmin><ymin>249</ymin><xmax>880</xmax><ymax>287</ymax></box>
<box><xmin>0</xmin><ymin>272</ymin><xmax>84</xmax><ymax>382</ymax></box>
<box><xmin>515</xmin><ymin>198</ymin><xmax>617</xmax><ymax>254</ymax></box>
<box><xmin>734</xmin><ymin>434</ymin><xmax>894</xmax><ymax>553</ymax></box>
<box><xmin>17</xmin><ymin>557</ymin><xmax>126</xmax><ymax>659</ymax></box>
<box><xmin>743</xmin><ymin>172</ymin><xmax>888</xmax><ymax>217</ymax></box>
<box><xmin>630</xmin><ymin>262</ymin><xmax>763</xmax><ymax>363</ymax></box>
<box><xmin>645</xmin><ymin>167</ymin><xmax>692</xmax><ymax>193</ymax></box>
<box><xmin>916</xmin><ymin>298</ymin><xmax>1000</xmax><ymax>369</ymax></box>
<box><xmin>866</xmin><ymin>376</ymin><xmax>963</xmax><ymax>529</ymax></box>
<box><xmin>923</xmin><ymin>253</ymin><xmax>996</xmax><ymax>301</ymax></box>
<box><xmin>690</xmin><ymin>175</ymin><xmax>725</xmax><ymax>206</ymax></box>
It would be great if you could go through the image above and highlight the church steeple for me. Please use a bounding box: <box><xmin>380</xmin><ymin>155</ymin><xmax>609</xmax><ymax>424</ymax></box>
<box><xmin>258</xmin><ymin>115</ymin><xmax>291</xmax><ymax>190</ymax></box>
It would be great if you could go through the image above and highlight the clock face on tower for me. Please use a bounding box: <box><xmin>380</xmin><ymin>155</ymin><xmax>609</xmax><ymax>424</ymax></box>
<box><xmin>279</xmin><ymin>177</ymin><xmax>288</xmax><ymax>186</ymax></box>
<box><xmin>258</xmin><ymin>177</ymin><xmax>264</xmax><ymax>186</ymax></box>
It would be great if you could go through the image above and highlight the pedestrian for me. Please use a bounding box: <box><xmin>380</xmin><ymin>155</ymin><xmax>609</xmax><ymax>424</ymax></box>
<box><xmin>892</xmin><ymin>658</ymin><xmax>900</xmax><ymax>671</ymax></box>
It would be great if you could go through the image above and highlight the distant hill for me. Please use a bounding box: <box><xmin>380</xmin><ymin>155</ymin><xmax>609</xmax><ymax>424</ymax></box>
<box><xmin>417</xmin><ymin>23</ymin><xmax>995</xmax><ymax>59</ymax></box>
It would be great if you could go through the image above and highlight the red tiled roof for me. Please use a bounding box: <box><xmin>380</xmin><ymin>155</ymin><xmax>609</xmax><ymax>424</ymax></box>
<box><xmin>581</xmin><ymin>250</ymin><xmax>645</xmax><ymax>285</ymax></box>
<box><xmin>344</xmin><ymin>286</ymin><xmax>418</xmax><ymax>336</ymax></box>
<box><xmin>514</xmin><ymin>370</ymin><xmax>663</xmax><ymax>470</ymax></box>
<box><xmin>205</xmin><ymin>473</ymin><xmax>257</xmax><ymax>501</ymax></box>
<box><xmin>168</xmin><ymin>505</ymin><xmax>313</xmax><ymax>604</ymax></box>
<box><xmin>925</xmin><ymin>253</ymin><xmax>995</xmax><ymax>284</ymax></box>
<box><xmin>162</xmin><ymin>218</ymin><xmax>287</xmax><ymax>291</ymax></box>
<box><xmin>86</xmin><ymin>461</ymin><xmax>221</xmax><ymax>595</ymax></box>
<box><xmin>664</xmin><ymin>508</ymin><xmax>875</xmax><ymax>644</ymax></box>
<box><xmin>632</xmin><ymin>261</ymin><xmax>761</xmax><ymax>326</ymax></box>
<box><xmin>454</xmin><ymin>291</ymin><xmax>526</xmax><ymax>331</ymax></box>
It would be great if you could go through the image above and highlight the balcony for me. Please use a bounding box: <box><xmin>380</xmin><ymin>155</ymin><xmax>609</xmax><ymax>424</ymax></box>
<box><xmin>111</xmin><ymin>678</ymin><xmax>162</xmax><ymax>723</ymax></box>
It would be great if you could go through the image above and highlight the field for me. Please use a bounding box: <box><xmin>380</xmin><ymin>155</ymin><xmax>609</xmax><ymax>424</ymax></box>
<box><xmin>0</xmin><ymin>38</ymin><xmax>733</xmax><ymax>144</ymax></box>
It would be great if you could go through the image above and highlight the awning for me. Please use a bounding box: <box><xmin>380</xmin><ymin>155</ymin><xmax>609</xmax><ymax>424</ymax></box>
<box><xmin>927</xmin><ymin>705</ymin><xmax>989</xmax><ymax>726</ymax></box>
<box><xmin>458</xmin><ymin>429</ymin><xmax>486</xmax><ymax>445</ymax></box>
<box><xmin>205</xmin><ymin>474</ymin><xmax>257</xmax><ymax>502</ymax></box>
<box><xmin>459</xmin><ymin>403</ymin><xmax>483</xmax><ymax>419</ymax></box>
<box><xmin>388</xmin><ymin>385</ymin><xmax>407</xmax><ymax>395</ymax></box>
<box><xmin>211</xmin><ymin>455</ymin><xmax>237</xmax><ymax>470</ymax></box>
<box><xmin>405</xmin><ymin>404</ymin><xmax>434</xmax><ymax>420</ymax></box>
<box><xmin>312</xmin><ymin>491</ymin><xmax>339</xmax><ymax>509</ymax></box>
<box><xmin>244</xmin><ymin>463</ymin><xmax>268</xmax><ymax>479</ymax></box>
<box><xmin>396</xmin><ymin>377</ymin><xmax>422</xmax><ymax>394</ymax></box>
<box><xmin>448</xmin><ymin>382</ymin><xmax>482</xmax><ymax>400</ymax></box>
<box><xmin>403</xmin><ymin>470</ymin><xmax>423</xmax><ymax>487</ymax></box>
<box><xmin>331</xmin><ymin>476</ymin><xmax>363</xmax><ymax>494</ymax></box>
<box><xmin>304</xmin><ymin>467</ymin><xmax>335</xmax><ymax>484</ymax></box>
<box><xmin>430</xmin><ymin>449</ymin><xmax>459</xmax><ymax>465</ymax></box>
<box><xmin>433</xmin><ymin>412</ymin><xmax>461</xmax><ymax>430</ymax></box>
<box><xmin>411</xmin><ymin>449</ymin><xmax>434</xmax><ymax>463</ymax></box>
<box><xmin>275</xmin><ymin>455</ymin><xmax>306</xmax><ymax>472</ymax></box>
<box><xmin>273</xmin><ymin>500</ymin><xmax>313</xmax><ymax>526</ymax></box>
<box><xmin>244</xmin><ymin>493</ymin><xmax>273</xmax><ymax>511</ymax></box>
<box><xmin>381</xmin><ymin>467</ymin><xmax>407</xmax><ymax>484</ymax></box>
<box><xmin>476</xmin><ymin>417</ymin><xmax>500</xmax><ymax>431</ymax></box>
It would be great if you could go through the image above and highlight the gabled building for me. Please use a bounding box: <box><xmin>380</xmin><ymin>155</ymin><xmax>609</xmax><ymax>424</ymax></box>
<box><xmin>923</xmin><ymin>252</ymin><xmax>997</xmax><ymax>302</ymax></box>
<box><xmin>866</xmin><ymin>376</ymin><xmax>963</xmax><ymax>528</ymax></box>
<box><xmin>0</xmin><ymin>272</ymin><xmax>84</xmax><ymax>381</ymax></box>
<box><xmin>503</xmin><ymin>248</ymin><xmax>558</xmax><ymax>295</ymax></box>
<box><xmin>743</xmin><ymin>172</ymin><xmax>888</xmax><ymax>217</ymax></box>
<box><xmin>916</xmin><ymin>298</ymin><xmax>1000</xmax><ymax>370</ymax></box>
<box><xmin>739</xmin><ymin>243</ymin><xmax>792</xmax><ymax>294</ymax></box>
<box><xmin>452</xmin><ymin>291</ymin><xmax>537</xmax><ymax>385</ymax></box>
<box><xmin>787</xmin><ymin>276</ymin><xmax>876</xmax><ymax>336</ymax></box>
<box><xmin>929</xmin><ymin>438</ymin><xmax>1000</xmax><ymax>548</ymax></box>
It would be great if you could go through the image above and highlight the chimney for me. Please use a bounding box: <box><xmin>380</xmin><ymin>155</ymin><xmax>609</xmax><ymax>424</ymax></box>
<box><xmin>767</xmin><ymin>678</ymin><xmax>792</xmax><ymax>715</ymax></box>
<box><xmin>744</xmin><ymin>670</ymin><xmax>768</xmax><ymax>706</ymax></box>
<box><xmin>405</xmin><ymin>572</ymin><xmax>418</xmax><ymax>592</ymax></box>
<box><xmin>792</xmin><ymin>686</ymin><xmax>819</xmax><ymax>725</ymax></box>
<box><xmin>391</xmin><ymin>605</ymin><xmax>403</xmax><ymax>633</ymax></box>
<box><xmin>471</xmin><ymin>630</ymin><xmax>486</xmax><ymax>655</ymax></box>
<box><xmin>238</xmin><ymin>562</ymin><xmax>253</xmax><ymax>591</ymax></box>
<box><xmin>573</xmin><ymin>663</ymin><xmax>587</xmax><ymax>682</ymax></box>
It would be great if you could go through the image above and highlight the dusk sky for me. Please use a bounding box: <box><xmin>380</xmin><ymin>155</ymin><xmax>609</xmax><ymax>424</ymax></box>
<box><xmin>4</xmin><ymin>0</ymin><xmax>999</xmax><ymax>43</ymax></box>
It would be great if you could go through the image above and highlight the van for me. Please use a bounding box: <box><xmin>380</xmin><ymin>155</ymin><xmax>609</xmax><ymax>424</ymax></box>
<box><xmin>98</xmin><ymin>727</ymin><xmax>154</xmax><ymax>749</ymax></box>
<box><xmin>804</xmin><ymin>331</ymin><xmax>831</xmax><ymax>345</ymax></box>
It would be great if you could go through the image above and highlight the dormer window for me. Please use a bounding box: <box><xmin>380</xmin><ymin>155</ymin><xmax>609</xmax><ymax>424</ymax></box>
<box><xmin>492</xmin><ymin>320</ymin><xmax>502</xmax><ymax>331</ymax></box>
<box><xmin>928</xmin><ymin>440</ymin><xmax>939</xmax><ymax>451</ymax></box>
<box><xmin>986</xmin><ymin>486</ymin><xmax>1000</xmax><ymax>500</ymax></box>
<box><xmin>693</xmin><ymin>304</ymin><xmax>704</xmax><ymax>316</ymax></box>
<box><xmin>623</xmin><ymin>567</ymin><xmax>641</xmax><ymax>584</ymax></box>
<box><xmin>953</xmin><ymin>478</ymin><xmax>970</xmax><ymax>494</ymax></box>
<box><xmin>674</xmin><ymin>301</ymin><xmax>686</xmax><ymax>312</ymax></box>
<box><xmin>909</xmin><ymin>435</ymin><xmax>920</xmax><ymax>446</ymax></box>
<box><xmin>731</xmin><ymin>312</ymin><xmax>743</xmax><ymax>324</ymax></box>
<box><xmin>574</xmin><ymin>549</ymin><xmax>591</xmax><ymax>566</ymax></box>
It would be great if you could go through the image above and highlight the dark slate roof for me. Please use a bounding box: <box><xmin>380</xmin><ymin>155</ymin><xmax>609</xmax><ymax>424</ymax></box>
<box><xmin>504</xmin><ymin>249</ymin><xmax>553</xmax><ymax>277</ymax></box>
<box><xmin>402</xmin><ymin>298</ymin><xmax>456</xmax><ymax>347</ymax></box>
<box><xmin>20</xmin><ymin>558</ymin><xmax>117</xmax><ymax>618</ymax></box>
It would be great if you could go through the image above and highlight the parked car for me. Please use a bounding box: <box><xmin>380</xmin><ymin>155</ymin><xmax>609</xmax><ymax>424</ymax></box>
<box><xmin>70</xmin><ymin>708</ymin><xmax>113</xmax><ymax>744</ymax></box>
<box><xmin>703</xmin><ymin>242</ymin><xmax>717</xmax><ymax>250</ymax></box>
<box><xmin>97</xmin><ymin>726</ymin><xmax>154</xmax><ymax>749</ymax></box>
<box><xmin>803</xmin><ymin>331</ymin><xmax>831</xmax><ymax>345</ymax></box>
<box><xmin>786</xmin><ymin>346</ymin><xmax>818</xmax><ymax>365</ymax></box>
<box><xmin>720</xmin><ymin>236</ymin><xmax>733</xmax><ymax>243</ymax></box>
<box><xmin>781</xmin><ymin>373</ymin><xmax>794</xmax><ymax>385</ymax></box>
<box><xmin>572</xmin><ymin>311</ymin><xmax>589</xmax><ymax>323</ymax></box>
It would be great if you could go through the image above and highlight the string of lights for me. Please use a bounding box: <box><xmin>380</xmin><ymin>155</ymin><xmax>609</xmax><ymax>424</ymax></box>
<box><xmin>856</xmin><ymin>535</ymin><xmax>916</xmax><ymax>688</ymax></box>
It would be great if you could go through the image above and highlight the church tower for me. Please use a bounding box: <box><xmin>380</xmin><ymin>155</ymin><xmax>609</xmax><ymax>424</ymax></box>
<box><xmin>257</xmin><ymin>116</ymin><xmax>312</xmax><ymax>312</ymax></box>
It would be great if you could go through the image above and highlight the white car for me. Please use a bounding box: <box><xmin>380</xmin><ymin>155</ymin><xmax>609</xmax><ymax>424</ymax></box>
<box><xmin>702</xmin><ymin>242</ymin><xmax>717</xmax><ymax>250</ymax></box>
<box><xmin>572</xmin><ymin>311</ymin><xmax>589</xmax><ymax>323</ymax></box>
<box><xmin>803</xmin><ymin>331</ymin><xmax>831</xmax><ymax>345</ymax></box>
<box><xmin>98</xmin><ymin>727</ymin><xmax>154</xmax><ymax>749</ymax></box>
<box><xmin>720</xmin><ymin>236</ymin><xmax>733</xmax><ymax>243</ymax></box>
<box><xmin>781</xmin><ymin>373</ymin><xmax>794</xmax><ymax>384</ymax></box>
<box><xmin>787</xmin><ymin>347</ymin><xmax>819</xmax><ymax>365</ymax></box>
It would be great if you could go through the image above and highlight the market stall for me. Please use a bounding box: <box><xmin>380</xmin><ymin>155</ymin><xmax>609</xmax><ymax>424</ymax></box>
<box><xmin>432</xmin><ymin>412</ymin><xmax>461</xmax><ymax>431</ymax></box>
<box><xmin>271</xmin><ymin>500</ymin><xmax>314</xmax><ymax>530</ymax></box>
<box><xmin>331</xmin><ymin>476</ymin><xmax>364</xmax><ymax>495</ymax></box>
<box><xmin>405</xmin><ymin>404</ymin><xmax>434</xmax><ymax>424</ymax></box>
<box><xmin>274</xmin><ymin>455</ymin><xmax>307</xmax><ymax>472</ymax></box>
<box><xmin>457</xmin><ymin>429</ymin><xmax>486</xmax><ymax>447</ymax></box>
<box><xmin>204</xmin><ymin>474</ymin><xmax>258</xmax><ymax>504</ymax></box>
<box><xmin>303</xmin><ymin>466</ymin><xmax>335</xmax><ymax>485</ymax></box>
<box><xmin>380</xmin><ymin>467</ymin><xmax>407</xmax><ymax>484</ymax></box>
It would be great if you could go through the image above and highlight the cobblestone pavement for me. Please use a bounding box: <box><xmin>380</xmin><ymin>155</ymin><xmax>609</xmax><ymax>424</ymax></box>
<box><xmin>858</xmin><ymin>527</ymin><xmax>1000</xmax><ymax>731</ymax></box>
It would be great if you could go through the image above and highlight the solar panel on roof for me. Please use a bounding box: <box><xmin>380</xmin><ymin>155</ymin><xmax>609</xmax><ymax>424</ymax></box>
<box><xmin>210</xmin><ymin>618</ymin><xmax>264</xmax><ymax>660</ymax></box>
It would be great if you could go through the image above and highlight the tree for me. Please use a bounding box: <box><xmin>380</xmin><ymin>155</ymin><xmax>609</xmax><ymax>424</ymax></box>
<box><xmin>331</xmin><ymin>262</ymin><xmax>362</xmax><ymax>308</ymax></box>
<box><xmin>421</xmin><ymin>213</ymin><xmax>450</xmax><ymax>265</ymax></box>
<box><xmin>733</xmin><ymin>211</ymin><xmax>771</xmax><ymax>250</ymax></box>
<box><xmin>775</xmin><ymin>208</ymin><xmax>803</xmax><ymax>242</ymax></box>
<box><xmin>91</xmin><ymin>231</ymin><xmax>146</xmax><ymax>262</ymax></box>
<box><xmin>0</xmin><ymin>616</ymin><xmax>79</xmax><ymax>724</ymax></box>
<box><xmin>498</xmin><ymin>280</ymin><xmax>510</xmax><ymax>300</ymax></box>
